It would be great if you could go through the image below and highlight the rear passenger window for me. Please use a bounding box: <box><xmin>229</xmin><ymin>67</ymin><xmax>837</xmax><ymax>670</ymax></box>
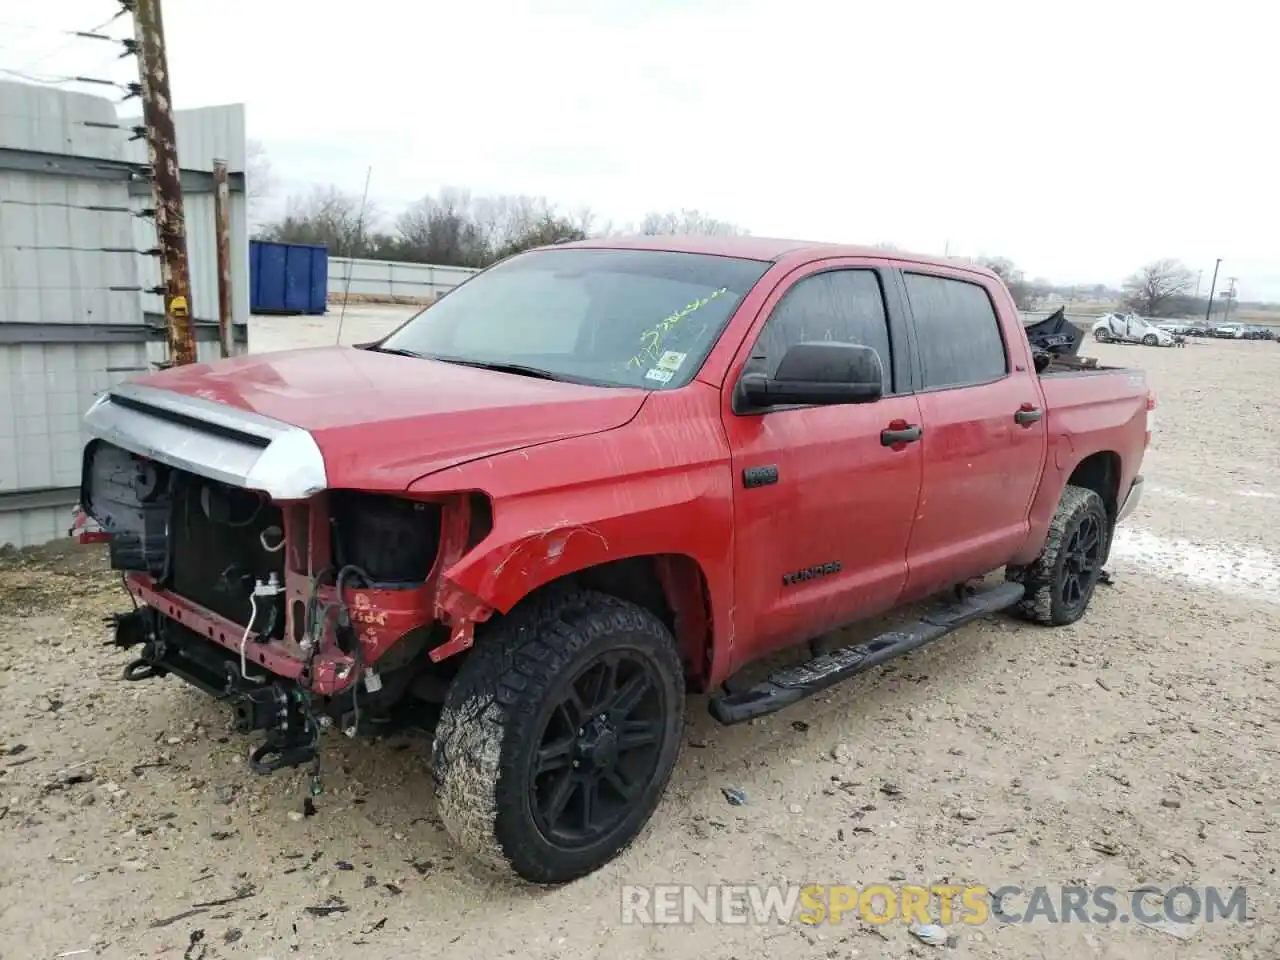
<box><xmin>903</xmin><ymin>273</ymin><xmax>1008</xmax><ymax>389</ymax></box>
<box><xmin>747</xmin><ymin>269</ymin><xmax>893</xmax><ymax>392</ymax></box>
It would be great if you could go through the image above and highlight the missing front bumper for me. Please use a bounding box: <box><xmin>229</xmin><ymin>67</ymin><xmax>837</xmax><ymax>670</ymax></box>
<box><xmin>112</xmin><ymin>607</ymin><xmax>319</xmax><ymax>774</ymax></box>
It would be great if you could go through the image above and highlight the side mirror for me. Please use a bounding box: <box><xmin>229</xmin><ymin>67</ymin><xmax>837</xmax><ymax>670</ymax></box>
<box><xmin>737</xmin><ymin>342</ymin><xmax>884</xmax><ymax>411</ymax></box>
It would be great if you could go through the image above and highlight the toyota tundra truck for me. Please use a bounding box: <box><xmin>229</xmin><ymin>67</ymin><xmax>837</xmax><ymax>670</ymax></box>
<box><xmin>79</xmin><ymin>236</ymin><xmax>1153</xmax><ymax>884</ymax></box>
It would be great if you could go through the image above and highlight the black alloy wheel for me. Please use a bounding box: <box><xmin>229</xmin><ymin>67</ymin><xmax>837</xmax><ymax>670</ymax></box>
<box><xmin>530</xmin><ymin>650</ymin><xmax>667</xmax><ymax>849</ymax></box>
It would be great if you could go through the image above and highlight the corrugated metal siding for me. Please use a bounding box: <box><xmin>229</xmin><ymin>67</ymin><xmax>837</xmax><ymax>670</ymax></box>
<box><xmin>0</xmin><ymin>84</ymin><xmax>143</xmax><ymax>328</ymax></box>
<box><xmin>0</xmin><ymin>341</ymin><xmax>140</xmax><ymax>547</ymax></box>
<box><xmin>0</xmin><ymin>83</ymin><xmax>249</xmax><ymax>548</ymax></box>
<box><xmin>123</xmin><ymin>104</ymin><xmax>250</xmax><ymax>326</ymax></box>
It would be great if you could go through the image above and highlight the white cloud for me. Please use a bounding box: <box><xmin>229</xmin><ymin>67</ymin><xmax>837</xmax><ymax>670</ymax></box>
<box><xmin>7</xmin><ymin>0</ymin><xmax>1276</xmax><ymax>298</ymax></box>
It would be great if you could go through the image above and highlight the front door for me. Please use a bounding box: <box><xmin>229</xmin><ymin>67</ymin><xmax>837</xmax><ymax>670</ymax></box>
<box><xmin>722</xmin><ymin>262</ymin><xmax>924</xmax><ymax>670</ymax></box>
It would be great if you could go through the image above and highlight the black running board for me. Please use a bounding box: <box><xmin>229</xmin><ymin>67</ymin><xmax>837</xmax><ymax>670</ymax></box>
<box><xmin>709</xmin><ymin>581</ymin><xmax>1025</xmax><ymax>725</ymax></box>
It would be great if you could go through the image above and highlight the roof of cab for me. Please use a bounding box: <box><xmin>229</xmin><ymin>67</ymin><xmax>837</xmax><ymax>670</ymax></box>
<box><xmin>549</xmin><ymin>233</ymin><xmax>994</xmax><ymax>278</ymax></box>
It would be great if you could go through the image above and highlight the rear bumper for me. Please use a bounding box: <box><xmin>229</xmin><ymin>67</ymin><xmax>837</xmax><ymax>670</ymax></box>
<box><xmin>1116</xmin><ymin>474</ymin><xmax>1144</xmax><ymax>523</ymax></box>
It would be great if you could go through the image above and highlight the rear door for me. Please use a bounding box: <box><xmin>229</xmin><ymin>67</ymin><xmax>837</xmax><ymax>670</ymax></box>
<box><xmin>721</xmin><ymin>260</ymin><xmax>924</xmax><ymax>669</ymax></box>
<box><xmin>897</xmin><ymin>268</ymin><xmax>1048</xmax><ymax>601</ymax></box>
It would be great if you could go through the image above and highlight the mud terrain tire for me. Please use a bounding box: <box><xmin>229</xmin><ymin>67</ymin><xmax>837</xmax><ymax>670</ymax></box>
<box><xmin>1006</xmin><ymin>485</ymin><xmax>1110</xmax><ymax>626</ymax></box>
<box><xmin>431</xmin><ymin>590</ymin><xmax>684</xmax><ymax>884</ymax></box>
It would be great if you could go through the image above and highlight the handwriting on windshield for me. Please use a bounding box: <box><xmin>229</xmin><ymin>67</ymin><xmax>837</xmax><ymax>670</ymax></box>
<box><xmin>627</xmin><ymin>287</ymin><xmax>729</xmax><ymax>370</ymax></box>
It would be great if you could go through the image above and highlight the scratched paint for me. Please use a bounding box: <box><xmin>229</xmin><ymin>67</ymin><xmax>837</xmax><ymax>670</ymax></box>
<box><xmin>490</xmin><ymin>523</ymin><xmax>612</xmax><ymax>582</ymax></box>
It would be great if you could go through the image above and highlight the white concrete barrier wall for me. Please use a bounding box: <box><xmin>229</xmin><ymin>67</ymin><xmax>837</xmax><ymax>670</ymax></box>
<box><xmin>327</xmin><ymin>257</ymin><xmax>478</xmax><ymax>302</ymax></box>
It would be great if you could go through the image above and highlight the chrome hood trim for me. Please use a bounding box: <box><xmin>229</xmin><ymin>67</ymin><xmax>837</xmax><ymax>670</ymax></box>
<box><xmin>83</xmin><ymin>381</ymin><xmax>328</xmax><ymax>500</ymax></box>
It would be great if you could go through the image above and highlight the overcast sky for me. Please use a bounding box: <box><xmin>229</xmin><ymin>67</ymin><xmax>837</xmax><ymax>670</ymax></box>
<box><xmin>5</xmin><ymin>0</ymin><xmax>1276</xmax><ymax>299</ymax></box>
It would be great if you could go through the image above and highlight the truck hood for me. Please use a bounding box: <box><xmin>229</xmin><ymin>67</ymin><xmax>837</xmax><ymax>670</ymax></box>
<box><xmin>117</xmin><ymin>346</ymin><xmax>648</xmax><ymax>491</ymax></box>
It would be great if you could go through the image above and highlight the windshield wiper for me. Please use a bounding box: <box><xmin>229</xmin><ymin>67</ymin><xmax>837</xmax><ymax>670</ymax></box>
<box><xmin>366</xmin><ymin>345</ymin><xmax>425</xmax><ymax>358</ymax></box>
<box><xmin>427</xmin><ymin>356</ymin><xmax>561</xmax><ymax>381</ymax></box>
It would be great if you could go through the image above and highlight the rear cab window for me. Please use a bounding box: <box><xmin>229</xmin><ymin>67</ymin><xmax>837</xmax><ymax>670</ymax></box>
<box><xmin>902</xmin><ymin>273</ymin><xmax>1008</xmax><ymax>390</ymax></box>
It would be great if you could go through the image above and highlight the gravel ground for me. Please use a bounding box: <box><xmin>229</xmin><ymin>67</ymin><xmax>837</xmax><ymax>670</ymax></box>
<box><xmin>1</xmin><ymin>336</ymin><xmax>1277</xmax><ymax>960</ymax></box>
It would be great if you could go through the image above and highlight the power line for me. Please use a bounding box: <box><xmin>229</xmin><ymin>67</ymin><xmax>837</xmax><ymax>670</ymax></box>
<box><xmin>0</xmin><ymin>110</ymin><xmax>146</xmax><ymax>138</ymax></box>
<box><xmin>0</xmin><ymin>19</ymin><xmax>122</xmax><ymax>61</ymax></box>
<box><xmin>0</xmin><ymin>67</ymin><xmax>125</xmax><ymax>88</ymax></box>
<box><xmin>1</xmin><ymin>38</ymin><xmax>137</xmax><ymax>90</ymax></box>
<box><xmin>1</xmin><ymin>244</ymin><xmax>161</xmax><ymax>256</ymax></box>
<box><xmin>0</xmin><ymin>284</ymin><xmax>164</xmax><ymax>294</ymax></box>
<box><xmin>0</xmin><ymin>199</ymin><xmax>155</xmax><ymax>217</ymax></box>
<box><xmin>9</xmin><ymin>9</ymin><xmax>128</xmax><ymax>74</ymax></box>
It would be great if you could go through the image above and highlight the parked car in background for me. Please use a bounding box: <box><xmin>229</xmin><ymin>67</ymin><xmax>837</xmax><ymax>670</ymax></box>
<box><xmin>1092</xmin><ymin>313</ymin><xmax>1177</xmax><ymax>347</ymax></box>
<box><xmin>1243</xmin><ymin>325</ymin><xmax>1275</xmax><ymax>341</ymax></box>
<box><xmin>1212</xmin><ymin>323</ymin><xmax>1246</xmax><ymax>339</ymax></box>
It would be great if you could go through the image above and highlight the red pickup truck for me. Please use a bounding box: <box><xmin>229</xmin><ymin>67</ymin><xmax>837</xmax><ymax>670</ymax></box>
<box><xmin>80</xmin><ymin>236</ymin><xmax>1152</xmax><ymax>884</ymax></box>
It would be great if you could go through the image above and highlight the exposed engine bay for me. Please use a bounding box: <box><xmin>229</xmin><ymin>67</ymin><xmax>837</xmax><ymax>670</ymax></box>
<box><xmin>81</xmin><ymin>431</ymin><xmax>493</xmax><ymax>777</ymax></box>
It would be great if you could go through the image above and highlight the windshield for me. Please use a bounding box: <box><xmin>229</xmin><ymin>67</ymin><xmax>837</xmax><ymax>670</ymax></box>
<box><xmin>377</xmin><ymin>248</ymin><xmax>771</xmax><ymax>389</ymax></box>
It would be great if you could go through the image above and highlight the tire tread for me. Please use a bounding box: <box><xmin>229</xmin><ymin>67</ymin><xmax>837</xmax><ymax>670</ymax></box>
<box><xmin>431</xmin><ymin>588</ymin><xmax>683</xmax><ymax>884</ymax></box>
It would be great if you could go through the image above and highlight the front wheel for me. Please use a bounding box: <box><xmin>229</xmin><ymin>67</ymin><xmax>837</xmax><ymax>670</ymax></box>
<box><xmin>431</xmin><ymin>590</ymin><xmax>685</xmax><ymax>884</ymax></box>
<box><xmin>1094</xmin><ymin>329</ymin><xmax>1111</xmax><ymax>343</ymax></box>
<box><xmin>1006</xmin><ymin>485</ymin><xmax>1110</xmax><ymax>626</ymax></box>
<box><xmin>1143</xmin><ymin>334</ymin><xmax>1159</xmax><ymax>346</ymax></box>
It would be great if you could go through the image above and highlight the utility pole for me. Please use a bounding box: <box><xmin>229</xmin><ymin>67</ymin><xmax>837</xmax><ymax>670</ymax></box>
<box><xmin>1222</xmin><ymin>277</ymin><xmax>1238</xmax><ymax>325</ymax></box>
<box><xmin>131</xmin><ymin>0</ymin><xmax>196</xmax><ymax>366</ymax></box>
<box><xmin>1194</xmin><ymin>269</ymin><xmax>1203</xmax><ymax>300</ymax></box>
<box><xmin>1203</xmin><ymin>258</ymin><xmax>1222</xmax><ymax>327</ymax></box>
<box><xmin>213</xmin><ymin>159</ymin><xmax>233</xmax><ymax>358</ymax></box>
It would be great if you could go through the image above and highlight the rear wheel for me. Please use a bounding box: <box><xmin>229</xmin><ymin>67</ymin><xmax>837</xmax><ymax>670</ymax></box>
<box><xmin>431</xmin><ymin>590</ymin><xmax>684</xmax><ymax>884</ymax></box>
<box><xmin>1006</xmin><ymin>485</ymin><xmax>1109</xmax><ymax>626</ymax></box>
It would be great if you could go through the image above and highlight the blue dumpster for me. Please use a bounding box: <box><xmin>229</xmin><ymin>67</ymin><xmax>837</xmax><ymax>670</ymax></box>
<box><xmin>249</xmin><ymin>240</ymin><xmax>328</xmax><ymax>315</ymax></box>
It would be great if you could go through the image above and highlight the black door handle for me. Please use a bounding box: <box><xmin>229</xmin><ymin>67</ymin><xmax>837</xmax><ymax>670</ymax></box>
<box><xmin>1014</xmin><ymin>407</ymin><xmax>1043</xmax><ymax>425</ymax></box>
<box><xmin>880</xmin><ymin>423</ymin><xmax>922</xmax><ymax>446</ymax></box>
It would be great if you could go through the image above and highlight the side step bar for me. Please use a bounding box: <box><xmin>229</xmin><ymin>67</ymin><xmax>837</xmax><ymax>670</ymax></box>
<box><xmin>709</xmin><ymin>581</ymin><xmax>1024</xmax><ymax>725</ymax></box>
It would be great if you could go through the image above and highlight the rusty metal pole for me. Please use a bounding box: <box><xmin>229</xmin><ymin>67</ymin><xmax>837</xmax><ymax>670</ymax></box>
<box><xmin>132</xmin><ymin>0</ymin><xmax>196</xmax><ymax>366</ymax></box>
<box><xmin>212</xmin><ymin>159</ymin><xmax>233</xmax><ymax>358</ymax></box>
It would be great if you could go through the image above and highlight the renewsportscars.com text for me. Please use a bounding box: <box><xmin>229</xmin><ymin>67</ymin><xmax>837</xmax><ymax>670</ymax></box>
<box><xmin>620</xmin><ymin>883</ymin><xmax>1248</xmax><ymax>926</ymax></box>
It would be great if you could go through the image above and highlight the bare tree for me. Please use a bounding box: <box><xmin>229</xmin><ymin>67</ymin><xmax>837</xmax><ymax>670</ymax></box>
<box><xmin>257</xmin><ymin>185</ymin><xmax>744</xmax><ymax>267</ymax></box>
<box><xmin>493</xmin><ymin>213</ymin><xmax>586</xmax><ymax>261</ymax></box>
<box><xmin>257</xmin><ymin>185</ymin><xmax>380</xmax><ymax>257</ymax></box>
<box><xmin>1122</xmin><ymin>259</ymin><xmax>1195</xmax><ymax>317</ymax></box>
<box><xmin>638</xmin><ymin>209</ymin><xmax>748</xmax><ymax>236</ymax></box>
<box><xmin>244</xmin><ymin>139</ymin><xmax>274</xmax><ymax>229</ymax></box>
<box><xmin>389</xmin><ymin>189</ymin><xmax>584</xmax><ymax>267</ymax></box>
<box><xmin>395</xmin><ymin>190</ymin><xmax>491</xmax><ymax>267</ymax></box>
<box><xmin>978</xmin><ymin>256</ymin><xmax>1036</xmax><ymax>311</ymax></box>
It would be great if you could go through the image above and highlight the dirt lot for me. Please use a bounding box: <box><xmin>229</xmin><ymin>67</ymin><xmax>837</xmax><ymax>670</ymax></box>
<box><xmin>1</xmin><ymin>336</ymin><xmax>1277</xmax><ymax>960</ymax></box>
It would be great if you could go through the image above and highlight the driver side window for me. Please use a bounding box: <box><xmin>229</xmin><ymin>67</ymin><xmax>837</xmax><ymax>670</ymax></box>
<box><xmin>745</xmin><ymin>269</ymin><xmax>893</xmax><ymax>392</ymax></box>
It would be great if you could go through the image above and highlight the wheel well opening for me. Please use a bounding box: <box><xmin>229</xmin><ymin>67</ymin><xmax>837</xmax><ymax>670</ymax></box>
<box><xmin>554</xmin><ymin>554</ymin><xmax>713</xmax><ymax>687</ymax></box>
<box><xmin>1068</xmin><ymin>452</ymin><xmax>1120</xmax><ymax>519</ymax></box>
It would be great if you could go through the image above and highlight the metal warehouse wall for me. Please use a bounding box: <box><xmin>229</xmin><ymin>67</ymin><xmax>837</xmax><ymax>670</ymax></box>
<box><xmin>0</xmin><ymin>81</ymin><xmax>249</xmax><ymax>548</ymax></box>
<box><xmin>122</xmin><ymin>104</ymin><xmax>250</xmax><ymax>327</ymax></box>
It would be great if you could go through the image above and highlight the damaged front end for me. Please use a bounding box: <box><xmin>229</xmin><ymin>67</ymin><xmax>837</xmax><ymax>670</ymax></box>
<box><xmin>81</xmin><ymin>383</ymin><xmax>494</xmax><ymax>774</ymax></box>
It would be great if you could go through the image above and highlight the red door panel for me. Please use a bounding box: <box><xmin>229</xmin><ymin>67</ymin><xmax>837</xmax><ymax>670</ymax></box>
<box><xmin>726</xmin><ymin>395</ymin><xmax>924</xmax><ymax>669</ymax></box>
<box><xmin>902</xmin><ymin>377</ymin><xmax>1045</xmax><ymax>601</ymax></box>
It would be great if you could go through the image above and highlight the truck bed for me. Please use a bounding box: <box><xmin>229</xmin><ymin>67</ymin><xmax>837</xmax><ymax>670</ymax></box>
<box><xmin>1039</xmin><ymin>354</ymin><xmax>1124</xmax><ymax>376</ymax></box>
